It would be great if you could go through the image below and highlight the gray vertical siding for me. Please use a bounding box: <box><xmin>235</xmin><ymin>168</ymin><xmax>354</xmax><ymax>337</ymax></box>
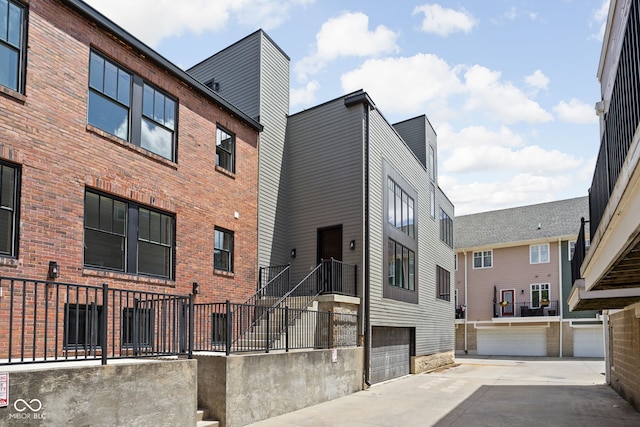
<box><xmin>188</xmin><ymin>31</ymin><xmax>290</xmax><ymax>269</ymax></box>
<box><xmin>393</xmin><ymin>116</ymin><xmax>427</xmax><ymax>168</ymax></box>
<box><xmin>368</xmin><ymin>109</ymin><xmax>454</xmax><ymax>357</ymax></box>
<box><xmin>285</xmin><ymin>98</ymin><xmax>365</xmax><ymax>287</ymax></box>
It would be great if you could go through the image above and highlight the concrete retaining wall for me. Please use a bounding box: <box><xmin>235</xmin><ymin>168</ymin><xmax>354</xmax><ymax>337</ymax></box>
<box><xmin>0</xmin><ymin>359</ymin><xmax>197</xmax><ymax>426</ymax></box>
<box><xmin>196</xmin><ymin>347</ymin><xmax>364</xmax><ymax>427</ymax></box>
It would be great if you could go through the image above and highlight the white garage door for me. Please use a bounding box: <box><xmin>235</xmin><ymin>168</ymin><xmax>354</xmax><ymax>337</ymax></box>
<box><xmin>573</xmin><ymin>327</ymin><xmax>604</xmax><ymax>358</ymax></box>
<box><xmin>477</xmin><ymin>328</ymin><xmax>546</xmax><ymax>356</ymax></box>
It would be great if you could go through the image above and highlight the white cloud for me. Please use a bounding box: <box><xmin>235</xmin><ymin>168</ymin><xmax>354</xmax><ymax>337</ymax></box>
<box><xmin>553</xmin><ymin>99</ymin><xmax>598</xmax><ymax>124</ymax></box>
<box><xmin>85</xmin><ymin>0</ymin><xmax>312</xmax><ymax>47</ymax></box>
<box><xmin>412</xmin><ymin>4</ymin><xmax>477</xmax><ymax>36</ymax></box>
<box><xmin>591</xmin><ymin>0</ymin><xmax>610</xmax><ymax>41</ymax></box>
<box><xmin>291</xmin><ymin>80</ymin><xmax>321</xmax><ymax>107</ymax></box>
<box><xmin>464</xmin><ymin>65</ymin><xmax>553</xmax><ymax>124</ymax></box>
<box><xmin>340</xmin><ymin>54</ymin><xmax>464</xmax><ymax>114</ymax></box>
<box><xmin>436</xmin><ymin>123</ymin><xmax>524</xmax><ymax>151</ymax></box>
<box><xmin>525</xmin><ymin>70</ymin><xmax>549</xmax><ymax>90</ymax></box>
<box><xmin>295</xmin><ymin>12</ymin><xmax>399</xmax><ymax>81</ymax></box>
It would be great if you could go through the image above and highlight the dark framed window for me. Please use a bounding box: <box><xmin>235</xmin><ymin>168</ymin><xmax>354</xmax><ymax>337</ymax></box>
<box><xmin>216</xmin><ymin>126</ymin><xmax>235</xmax><ymax>173</ymax></box>
<box><xmin>437</xmin><ymin>265</ymin><xmax>450</xmax><ymax>301</ymax></box>
<box><xmin>387</xmin><ymin>238</ymin><xmax>415</xmax><ymax>291</ymax></box>
<box><xmin>0</xmin><ymin>161</ymin><xmax>19</xmax><ymax>257</ymax></box>
<box><xmin>122</xmin><ymin>306</ymin><xmax>154</xmax><ymax>347</ymax></box>
<box><xmin>212</xmin><ymin>313</ymin><xmax>227</xmax><ymax>344</ymax></box>
<box><xmin>84</xmin><ymin>190</ymin><xmax>175</xmax><ymax>279</ymax></box>
<box><xmin>0</xmin><ymin>0</ymin><xmax>26</xmax><ymax>93</ymax></box>
<box><xmin>214</xmin><ymin>227</ymin><xmax>233</xmax><ymax>272</ymax></box>
<box><xmin>387</xmin><ymin>177</ymin><xmax>414</xmax><ymax>238</ymax></box>
<box><xmin>88</xmin><ymin>50</ymin><xmax>177</xmax><ymax>161</ymax></box>
<box><xmin>64</xmin><ymin>303</ymin><xmax>103</xmax><ymax>348</ymax></box>
<box><xmin>439</xmin><ymin>208</ymin><xmax>453</xmax><ymax>248</ymax></box>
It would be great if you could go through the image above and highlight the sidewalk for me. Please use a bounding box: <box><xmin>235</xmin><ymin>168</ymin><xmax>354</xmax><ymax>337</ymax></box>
<box><xmin>246</xmin><ymin>356</ymin><xmax>640</xmax><ymax>427</ymax></box>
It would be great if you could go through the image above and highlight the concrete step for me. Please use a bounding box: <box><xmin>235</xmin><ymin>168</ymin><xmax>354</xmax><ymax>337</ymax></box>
<box><xmin>197</xmin><ymin>409</ymin><xmax>219</xmax><ymax>427</ymax></box>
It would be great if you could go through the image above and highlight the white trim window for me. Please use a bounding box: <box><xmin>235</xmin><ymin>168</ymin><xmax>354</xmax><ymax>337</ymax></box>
<box><xmin>473</xmin><ymin>250</ymin><xmax>492</xmax><ymax>269</ymax></box>
<box><xmin>530</xmin><ymin>283</ymin><xmax>550</xmax><ymax>308</ymax></box>
<box><xmin>530</xmin><ymin>243</ymin><xmax>549</xmax><ymax>264</ymax></box>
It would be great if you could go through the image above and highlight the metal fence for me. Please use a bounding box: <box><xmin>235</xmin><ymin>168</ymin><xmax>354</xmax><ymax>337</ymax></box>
<box><xmin>0</xmin><ymin>277</ymin><xmax>192</xmax><ymax>365</ymax></box>
<box><xmin>493</xmin><ymin>300</ymin><xmax>559</xmax><ymax>318</ymax></box>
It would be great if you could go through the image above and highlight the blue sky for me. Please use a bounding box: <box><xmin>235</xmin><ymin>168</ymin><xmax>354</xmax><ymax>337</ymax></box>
<box><xmin>85</xmin><ymin>0</ymin><xmax>610</xmax><ymax>215</ymax></box>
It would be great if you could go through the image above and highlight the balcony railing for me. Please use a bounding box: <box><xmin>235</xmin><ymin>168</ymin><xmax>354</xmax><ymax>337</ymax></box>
<box><xmin>571</xmin><ymin>218</ymin><xmax>589</xmax><ymax>283</ymax></box>
<box><xmin>493</xmin><ymin>300</ymin><xmax>559</xmax><ymax>318</ymax></box>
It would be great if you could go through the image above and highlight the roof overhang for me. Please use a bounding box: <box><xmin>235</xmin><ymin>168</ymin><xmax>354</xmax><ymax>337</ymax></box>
<box><xmin>569</xmin><ymin>278</ymin><xmax>640</xmax><ymax>311</ymax></box>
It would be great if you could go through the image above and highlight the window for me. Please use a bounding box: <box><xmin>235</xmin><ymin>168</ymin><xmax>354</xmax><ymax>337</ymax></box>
<box><xmin>387</xmin><ymin>177</ymin><xmax>414</xmax><ymax>238</ymax></box>
<box><xmin>84</xmin><ymin>190</ymin><xmax>175</xmax><ymax>279</ymax></box>
<box><xmin>216</xmin><ymin>126</ymin><xmax>235</xmax><ymax>173</ymax></box>
<box><xmin>430</xmin><ymin>183</ymin><xmax>435</xmax><ymax>218</ymax></box>
<box><xmin>473</xmin><ymin>250</ymin><xmax>492</xmax><ymax>269</ymax></box>
<box><xmin>88</xmin><ymin>51</ymin><xmax>177</xmax><ymax>161</ymax></box>
<box><xmin>122</xmin><ymin>307</ymin><xmax>154</xmax><ymax>347</ymax></box>
<box><xmin>530</xmin><ymin>243</ymin><xmax>549</xmax><ymax>264</ymax></box>
<box><xmin>212</xmin><ymin>313</ymin><xmax>227</xmax><ymax>344</ymax></box>
<box><xmin>454</xmin><ymin>254</ymin><xmax>458</xmax><ymax>271</ymax></box>
<box><xmin>569</xmin><ymin>240</ymin><xmax>591</xmax><ymax>260</ymax></box>
<box><xmin>64</xmin><ymin>303</ymin><xmax>103</xmax><ymax>348</ymax></box>
<box><xmin>0</xmin><ymin>0</ymin><xmax>25</xmax><ymax>92</ymax></box>
<box><xmin>387</xmin><ymin>238</ymin><xmax>415</xmax><ymax>291</ymax></box>
<box><xmin>429</xmin><ymin>146</ymin><xmax>435</xmax><ymax>181</ymax></box>
<box><xmin>530</xmin><ymin>283</ymin><xmax>550</xmax><ymax>308</ymax></box>
<box><xmin>439</xmin><ymin>208</ymin><xmax>453</xmax><ymax>248</ymax></box>
<box><xmin>214</xmin><ymin>228</ymin><xmax>233</xmax><ymax>272</ymax></box>
<box><xmin>0</xmin><ymin>161</ymin><xmax>18</xmax><ymax>257</ymax></box>
<box><xmin>436</xmin><ymin>265</ymin><xmax>450</xmax><ymax>301</ymax></box>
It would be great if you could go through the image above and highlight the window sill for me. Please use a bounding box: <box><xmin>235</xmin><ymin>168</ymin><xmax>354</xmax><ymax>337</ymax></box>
<box><xmin>86</xmin><ymin>125</ymin><xmax>178</xmax><ymax>170</ymax></box>
<box><xmin>0</xmin><ymin>85</ymin><xmax>26</xmax><ymax>104</ymax></box>
<box><xmin>214</xmin><ymin>269</ymin><xmax>235</xmax><ymax>278</ymax></box>
<box><xmin>215</xmin><ymin>165</ymin><xmax>236</xmax><ymax>179</ymax></box>
<box><xmin>0</xmin><ymin>257</ymin><xmax>20</xmax><ymax>268</ymax></box>
<box><xmin>83</xmin><ymin>268</ymin><xmax>176</xmax><ymax>288</ymax></box>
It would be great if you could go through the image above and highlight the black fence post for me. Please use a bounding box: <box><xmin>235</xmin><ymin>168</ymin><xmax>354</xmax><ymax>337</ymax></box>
<box><xmin>188</xmin><ymin>294</ymin><xmax>194</xmax><ymax>359</ymax></box>
<box><xmin>265</xmin><ymin>309</ymin><xmax>270</xmax><ymax>353</ymax></box>
<box><xmin>225</xmin><ymin>300</ymin><xmax>231</xmax><ymax>356</ymax></box>
<box><xmin>101</xmin><ymin>282</ymin><xmax>108</xmax><ymax>365</ymax></box>
<box><xmin>285</xmin><ymin>306</ymin><xmax>289</xmax><ymax>353</ymax></box>
<box><xmin>328</xmin><ymin>310</ymin><xmax>333</xmax><ymax>349</ymax></box>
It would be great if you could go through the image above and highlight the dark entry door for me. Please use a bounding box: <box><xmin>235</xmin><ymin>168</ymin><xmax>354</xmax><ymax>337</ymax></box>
<box><xmin>318</xmin><ymin>225</ymin><xmax>342</xmax><ymax>293</ymax></box>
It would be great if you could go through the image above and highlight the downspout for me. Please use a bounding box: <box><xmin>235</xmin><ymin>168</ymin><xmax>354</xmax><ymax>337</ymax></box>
<box><xmin>363</xmin><ymin>102</ymin><xmax>372</xmax><ymax>386</ymax></box>
<box><xmin>558</xmin><ymin>238</ymin><xmax>563</xmax><ymax>358</ymax></box>
<box><xmin>464</xmin><ymin>251</ymin><xmax>468</xmax><ymax>354</ymax></box>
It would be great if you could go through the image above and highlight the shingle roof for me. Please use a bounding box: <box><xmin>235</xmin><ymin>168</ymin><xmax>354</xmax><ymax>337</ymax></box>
<box><xmin>454</xmin><ymin>196</ymin><xmax>589</xmax><ymax>249</ymax></box>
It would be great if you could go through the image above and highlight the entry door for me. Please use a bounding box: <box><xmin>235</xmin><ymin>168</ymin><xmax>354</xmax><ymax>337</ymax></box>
<box><xmin>318</xmin><ymin>226</ymin><xmax>342</xmax><ymax>293</ymax></box>
<box><xmin>501</xmin><ymin>289</ymin><xmax>514</xmax><ymax>316</ymax></box>
<box><xmin>317</xmin><ymin>225</ymin><xmax>342</xmax><ymax>263</ymax></box>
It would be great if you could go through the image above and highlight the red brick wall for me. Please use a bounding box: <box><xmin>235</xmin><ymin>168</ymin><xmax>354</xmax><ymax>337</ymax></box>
<box><xmin>609</xmin><ymin>308</ymin><xmax>640</xmax><ymax>411</ymax></box>
<box><xmin>0</xmin><ymin>0</ymin><xmax>259</xmax><ymax>303</ymax></box>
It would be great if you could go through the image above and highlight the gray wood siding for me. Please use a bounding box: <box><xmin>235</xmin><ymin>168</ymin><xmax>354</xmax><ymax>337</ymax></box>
<box><xmin>393</xmin><ymin>117</ymin><xmax>427</xmax><ymax>168</ymax></box>
<box><xmin>368</xmin><ymin>109</ymin><xmax>454</xmax><ymax>357</ymax></box>
<box><xmin>285</xmin><ymin>99</ymin><xmax>364</xmax><ymax>287</ymax></box>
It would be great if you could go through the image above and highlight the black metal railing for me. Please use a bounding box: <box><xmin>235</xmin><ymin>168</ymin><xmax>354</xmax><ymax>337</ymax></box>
<box><xmin>192</xmin><ymin>301</ymin><xmax>357</xmax><ymax>354</ymax></box>
<box><xmin>493</xmin><ymin>300</ymin><xmax>559</xmax><ymax>318</ymax></box>
<box><xmin>319</xmin><ymin>258</ymin><xmax>357</xmax><ymax>296</ymax></box>
<box><xmin>257</xmin><ymin>264</ymin><xmax>291</xmax><ymax>297</ymax></box>
<box><xmin>0</xmin><ymin>277</ymin><xmax>192</xmax><ymax>366</ymax></box>
<box><xmin>571</xmin><ymin>217</ymin><xmax>590</xmax><ymax>284</ymax></box>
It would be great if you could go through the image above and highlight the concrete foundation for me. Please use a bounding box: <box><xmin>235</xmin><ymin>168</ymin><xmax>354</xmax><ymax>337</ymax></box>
<box><xmin>411</xmin><ymin>350</ymin><xmax>455</xmax><ymax>373</ymax></box>
<box><xmin>0</xmin><ymin>358</ymin><xmax>197</xmax><ymax>426</ymax></box>
<box><xmin>196</xmin><ymin>347</ymin><xmax>364</xmax><ymax>427</ymax></box>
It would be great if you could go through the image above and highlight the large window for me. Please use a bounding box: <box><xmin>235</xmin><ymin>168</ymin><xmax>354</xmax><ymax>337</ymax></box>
<box><xmin>64</xmin><ymin>303</ymin><xmax>103</xmax><ymax>348</ymax></box>
<box><xmin>430</xmin><ymin>183</ymin><xmax>435</xmax><ymax>218</ymax></box>
<box><xmin>0</xmin><ymin>161</ymin><xmax>18</xmax><ymax>257</ymax></box>
<box><xmin>122</xmin><ymin>307</ymin><xmax>154</xmax><ymax>347</ymax></box>
<box><xmin>530</xmin><ymin>243</ymin><xmax>549</xmax><ymax>264</ymax></box>
<box><xmin>214</xmin><ymin>227</ymin><xmax>234</xmax><ymax>272</ymax></box>
<box><xmin>436</xmin><ymin>265</ymin><xmax>450</xmax><ymax>301</ymax></box>
<box><xmin>439</xmin><ymin>208</ymin><xmax>453</xmax><ymax>248</ymax></box>
<box><xmin>429</xmin><ymin>145</ymin><xmax>435</xmax><ymax>181</ymax></box>
<box><xmin>84</xmin><ymin>190</ymin><xmax>175</xmax><ymax>279</ymax></box>
<box><xmin>473</xmin><ymin>250</ymin><xmax>492</xmax><ymax>269</ymax></box>
<box><xmin>531</xmin><ymin>283</ymin><xmax>550</xmax><ymax>308</ymax></box>
<box><xmin>387</xmin><ymin>239</ymin><xmax>415</xmax><ymax>291</ymax></box>
<box><xmin>387</xmin><ymin>177</ymin><xmax>415</xmax><ymax>238</ymax></box>
<box><xmin>0</xmin><ymin>0</ymin><xmax>25</xmax><ymax>92</ymax></box>
<box><xmin>88</xmin><ymin>51</ymin><xmax>177</xmax><ymax>161</ymax></box>
<box><xmin>216</xmin><ymin>127</ymin><xmax>235</xmax><ymax>173</ymax></box>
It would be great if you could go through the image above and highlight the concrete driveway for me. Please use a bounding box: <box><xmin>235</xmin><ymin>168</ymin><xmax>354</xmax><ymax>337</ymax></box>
<box><xmin>247</xmin><ymin>356</ymin><xmax>640</xmax><ymax>427</ymax></box>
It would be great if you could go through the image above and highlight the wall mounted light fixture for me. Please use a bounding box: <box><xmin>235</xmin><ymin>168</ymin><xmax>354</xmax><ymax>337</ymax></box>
<box><xmin>192</xmin><ymin>282</ymin><xmax>200</xmax><ymax>295</ymax></box>
<box><xmin>291</xmin><ymin>249</ymin><xmax>296</xmax><ymax>258</ymax></box>
<box><xmin>48</xmin><ymin>261</ymin><xmax>59</xmax><ymax>279</ymax></box>
<box><xmin>349</xmin><ymin>240</ymin><xmax>356</xmax><ymax>250</ymax></box>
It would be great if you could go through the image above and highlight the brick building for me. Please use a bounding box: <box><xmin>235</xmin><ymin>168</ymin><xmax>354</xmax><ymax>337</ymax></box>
<box><xmin>0</xmin><ymin>0</ymin><xmax>261</xmax><ymax>332</ymax></box>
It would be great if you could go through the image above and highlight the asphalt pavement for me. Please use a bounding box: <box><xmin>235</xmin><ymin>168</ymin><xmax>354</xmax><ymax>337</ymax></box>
<box><xmin>246</xmin><ymin>355</ymin><xmax>640</xmax><ymax>427</ymax></box>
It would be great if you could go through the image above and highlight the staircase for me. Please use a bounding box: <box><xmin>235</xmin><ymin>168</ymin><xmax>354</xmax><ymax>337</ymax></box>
<box><xmin>197</xmin><ymin>409</ymin><xmax>218</xmax><ymax>427</ymax></box>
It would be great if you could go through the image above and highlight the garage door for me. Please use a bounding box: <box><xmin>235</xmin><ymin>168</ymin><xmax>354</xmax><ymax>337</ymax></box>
<box><xmin>371</xmin><ymin>327</ymin><xmax>410</xmax><ymax>384</ymax></box>
<box><xmin>477</xmin><ymin>328</ymin><xmax>546</xmax><ymax>356</ymax></box>
<box><xmin>573</xmin><ymin>327</ymin><xmax>604</xmax><ymax>358</ymax></box>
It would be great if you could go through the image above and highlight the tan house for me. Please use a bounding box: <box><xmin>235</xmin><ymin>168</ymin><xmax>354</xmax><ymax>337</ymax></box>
<box><xmin>569</xmin><ymin>0</ymin><xmax>640</xmax><ymax>412</ymax></box>
<box><xmin>455</xmin><ymin>197</ymin><xmax>604</xmax><ymax>357</ymax></box>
